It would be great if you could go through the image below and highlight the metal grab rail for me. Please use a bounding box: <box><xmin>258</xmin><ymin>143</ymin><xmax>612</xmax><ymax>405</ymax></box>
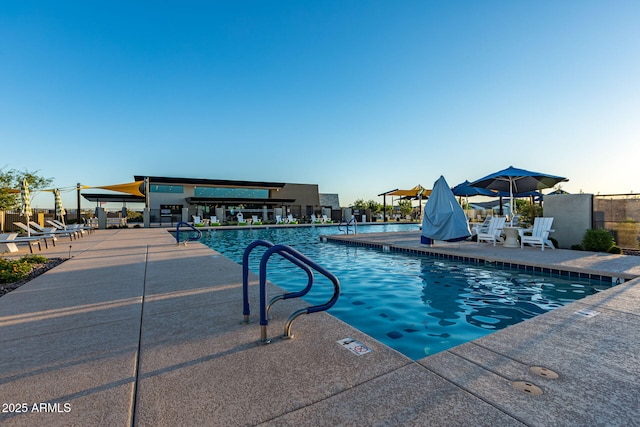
<box><xmin>259</xmin><ymin>244</ymin><xmax>340</xmax><ymax>343</ymax></box>
<box><xmin>338</xmin><ymin>216</ymin><xmax>358</xmax><ymax>234</ymax></box>
<box><xmin>175</xmin><ymin>221</ymin><xmax>202</xmax><ymax>245</ymax></box>
<box><xmin>242</xmin><ymin>240</ymin><xmax>314</xmax><ymax>323</ymax></box>
<box><xmin>241</xmin><ymin>239</ymin><xmax>340</xmax><ymax>344</ymax></box>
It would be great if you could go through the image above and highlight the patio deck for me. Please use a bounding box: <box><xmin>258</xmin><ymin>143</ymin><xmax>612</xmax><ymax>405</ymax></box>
<box><xmin>1</xmin><ymin>228</ymin><xmax>639</xmax><ymax>426</ymax></box>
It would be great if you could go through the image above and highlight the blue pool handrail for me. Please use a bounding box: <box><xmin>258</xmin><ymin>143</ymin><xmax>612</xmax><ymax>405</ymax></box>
<box><xmin>241</xmin><ymin>239</ymin><xmax>340</xmax><ymax>344</ymax></box>
<box><xmin>175</xmin><ymin>221</ymin><xmax>202</xmax><ymax>245</ymax></box>
<box><xmin>242</xmin><ymin>239</ymin><xmax>314</xmax><ymax>323</ymax></box>
<box><xmin>258</xmin><ymin>244</ymin><xmax>340</xmax><ymax>343</ymax></box>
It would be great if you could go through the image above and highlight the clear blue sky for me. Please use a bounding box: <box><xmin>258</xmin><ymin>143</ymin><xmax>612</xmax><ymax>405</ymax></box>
<box><xmin>2</xmin><ymin>1</ymin><xmax>639</xmax><ymax>209</ymax></box>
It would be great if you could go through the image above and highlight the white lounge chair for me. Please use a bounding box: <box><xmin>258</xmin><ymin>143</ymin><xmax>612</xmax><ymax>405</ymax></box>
<box><xmin>34</xmin><ymin>221</ymin><xmax>79</xmax><ymax>239</ymax></box>
<box><xmin>0</xmin><ymin>233</ymin><xmax>45</xmax><ymax>253</ymax></box>
<box><xmin>252</xmin><ymin>215</ymin><xmax>262</xmax><ymax>225</ymax></box>
<box><xmin>287</xmin><ymin>214</ymin><xmax>298</xmax><ymax>224</ymax></box>
<box><xmin>519</xmin><ymin>217</ymin><xmax>555</xmax><ymax>251</ymax></box>
<box><xmin>275</xmin><ymin>215</ymin><xmax>285</xmax><ymax>224</ymax></box>
<box><xmin>85</xmin><ymin>218</ymin><xmax>99</xmax><ymax>229</ymax></box>
<box><xmin>476</xmin><ymin>217</ymin><xmax>506</xmax><ymax>246</ymax></box>
<box><xmin>322</xmin><ymin>214</ymin><xmax>332</xmax><ymax>224</ymax></box>
<box><xmin>13</xmin><ymin>222</ymin><xmax>71</xmax><ymax>242</ymax></box>
<box><xmin>30</xmin><ymin>221</ymin><xmax>79</xmax><ymax>240</ymax></box>
<box><xmin>210</xmin><ymin>216</ymin><xmax>220</xmax><ymax>226</ymax></box>
<box><xmin>237</xmin><ymin>213</ymin><xmax>247</xmax><ymax>225</ymax></box>
<box><xmin>48</xmin><ymin>219</ymin><xmax>90</xmax><ymax>235</ymax></box>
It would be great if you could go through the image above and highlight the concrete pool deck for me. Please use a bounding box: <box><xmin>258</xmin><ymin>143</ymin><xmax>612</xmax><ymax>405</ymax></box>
<box><xmin>1</xmin><ymin>227</ymin><xmax>639</xmax><ymax>426</ymax></box>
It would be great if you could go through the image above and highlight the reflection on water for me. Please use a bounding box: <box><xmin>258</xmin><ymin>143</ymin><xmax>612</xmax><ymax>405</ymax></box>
<box><xmin>201</xmin><ymin>225</ymin><xmax>613</xmax><ymax>360</ymax></box>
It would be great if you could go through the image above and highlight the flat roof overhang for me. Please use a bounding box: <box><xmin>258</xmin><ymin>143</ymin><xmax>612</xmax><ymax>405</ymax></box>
<box><xmin>82</xmin><ymin>193</ymin><xmax>146</xmax><ymax>203</ymax></box>
<box><xmin>185</xmin><ymin>197</ymin><xmax>296</xmax><ymax>206</ymax></box>
<box><xmin>134</xmin><ymin>175</ymin><xmax>286</xmax><ymax>190</ymax></box>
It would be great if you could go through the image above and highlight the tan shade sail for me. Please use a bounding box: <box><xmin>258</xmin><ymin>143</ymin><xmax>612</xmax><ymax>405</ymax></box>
<box><xmin>86</xmin><ymin>181</ymin><xmax>145</xmax><ymax>197</ymax></box>
<box><xmin>386</xmin><ymin>185</ymin><xmax>431</xmax><ymax>198</ymax></box>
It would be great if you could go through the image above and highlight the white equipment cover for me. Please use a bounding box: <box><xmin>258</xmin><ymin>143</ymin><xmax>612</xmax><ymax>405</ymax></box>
<box><xmin>421</xmin><ymin>176</ymin><xmax>471</xmax><ymax>244</ymax></box>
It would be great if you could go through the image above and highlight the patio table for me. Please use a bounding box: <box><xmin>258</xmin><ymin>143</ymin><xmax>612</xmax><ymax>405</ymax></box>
<box><xmin>503</xmin><ymin>226</ymin><xmax>521</xmax><ymax>248</ymax></box>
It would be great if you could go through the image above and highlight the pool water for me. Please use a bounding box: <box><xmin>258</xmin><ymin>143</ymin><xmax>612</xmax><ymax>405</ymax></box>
<box><xmin>199</xmin><ymin>224</ymin><xmax>613</xmax><ymax>360</ymax></box>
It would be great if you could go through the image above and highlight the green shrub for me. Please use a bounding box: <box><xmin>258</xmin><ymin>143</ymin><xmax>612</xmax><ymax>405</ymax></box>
<box><xmin>608</xmin><ymin>246</ymin><xmax>622</xmax><ymax>254</ymax></box>
<box><xmin>0</xmin><ymin>255</ymin><xmax>48</xmax><ymax>283</ymax></box>
<box><xmin>571</xmin><ymin>244</ymin><xmax>584</xmax><ymax>251</ymax></box>
<box><xmin>126</xmin><ymin>211</ymin><xmax>144</xmax><ymax>222</ymax></box>
<box><xmin>582</xmin><ymin>229</ymin><xmax>615</xmax><ymax>252</ymax></box>
<box><xmin>22</xmin><ymin>255</ymin><xmax>48</xmax><ymax>264</ymax></box>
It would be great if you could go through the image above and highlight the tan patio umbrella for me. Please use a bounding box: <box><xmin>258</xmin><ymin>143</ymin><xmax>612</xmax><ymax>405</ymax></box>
<box><xmin>54</xmin><ymin>188</ymin><xmax>67</xmax><ymax>224</ymax></box>
<box><xmin>20</xmin><ymin>178</ymin><xmax>32</xmax><ymax>236</ymax></box>
<box><xmin>386</xmin><ymin>185</ymin><xmax>432</xmax><ymax>221</ymax></box>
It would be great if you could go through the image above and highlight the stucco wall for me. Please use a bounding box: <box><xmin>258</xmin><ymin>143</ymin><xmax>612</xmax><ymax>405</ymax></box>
<box><xmin>278</xmin><ymin>184</ymin><xmax>320</xmax><ymax>209</ymax></box>
<box><xmin>543</xmin><ymin>194</ymin><xmax>592</xmax><ymax>249</ymax></box>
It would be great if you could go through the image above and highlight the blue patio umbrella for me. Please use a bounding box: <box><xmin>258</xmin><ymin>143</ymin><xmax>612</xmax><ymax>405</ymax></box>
<box><xmin>452</xmin><ymin>180</ymin><xmax>496</xmax><ymax>217</ymax></box>
<box><xmin>452</xmin><ymin>180</ymin><xmax>496</xmax><ymax>197</ymax></box>
<box><xmin>469</xmin><ymin>166</ymin><xmax>568</xmax><ymax>218</ymax></box>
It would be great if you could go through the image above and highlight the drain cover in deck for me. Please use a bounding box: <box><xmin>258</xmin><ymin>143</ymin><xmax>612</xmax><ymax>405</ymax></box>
<box><xmin>512</xmin><ymin>381</ymin><xmax>543</xmax><ymax>395</ymax></box>
<box><xmin>529</xmin><ymin>366</ymin><xmax>559</xmax><ymax>379</ymax></box>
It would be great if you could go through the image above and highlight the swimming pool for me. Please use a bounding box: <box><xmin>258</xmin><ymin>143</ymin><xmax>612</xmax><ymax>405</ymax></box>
<box><xmin>199</xmin><ymin>224</ymin><xmax>613</xmax><ymax>360</ymax></box>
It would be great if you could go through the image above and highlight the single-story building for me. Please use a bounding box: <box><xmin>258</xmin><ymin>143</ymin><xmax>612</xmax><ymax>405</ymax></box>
<box><xmin>82</xmin><ymin>175</ymin><xmax>339</xmax><ymax>224</ymax></box>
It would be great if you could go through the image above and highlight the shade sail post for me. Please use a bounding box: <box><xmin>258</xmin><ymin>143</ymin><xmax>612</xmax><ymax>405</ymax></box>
<box><xmin>77</xmin><ymin>183</ymin><xmax>82</xmax><ymax>223</ymax></box>
<box><xmin>144</xmin><ymin>177</ymin><xmax>150</xmax><ymax>209</ymax></box>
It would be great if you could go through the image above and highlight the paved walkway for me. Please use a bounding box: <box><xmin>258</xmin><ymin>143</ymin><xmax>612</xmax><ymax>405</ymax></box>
<box><xmin>1</xmin><ymin>228</ymin><xmax>639</xmax><ymax>426</ymax></box>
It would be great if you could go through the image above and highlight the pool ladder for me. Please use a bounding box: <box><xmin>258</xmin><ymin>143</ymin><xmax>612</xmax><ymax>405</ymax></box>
<box><xmin>175</xmin><ymin>221</ymin><xmax>202</xmax><ymax>245</ymax></box>
<box><xmin>338</xmin><ymin>216</ymin><xmax>358</xmax><ymax>234</ymax></box>
<box><xmin>242</xmin><ymin>239</ymin><xmax>340</xmax><ymax>344</ymax></box>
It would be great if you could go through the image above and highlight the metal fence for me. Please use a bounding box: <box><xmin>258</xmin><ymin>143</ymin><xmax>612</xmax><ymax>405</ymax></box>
<box><xmin>593</xmin><ymin>194</ymin><xmax>640</xmax><ymax>251</ymax></box>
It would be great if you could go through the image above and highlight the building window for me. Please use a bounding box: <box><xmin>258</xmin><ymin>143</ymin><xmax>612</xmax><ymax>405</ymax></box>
<box><xmin>151</xmin><ymin>185</ymin><xmax>184</xmax><ymax>193</ymax></box>
<box><xmin>194</xmin><ymin>187</ymin><xmax>268</xmax><ymax>198</ymax></box>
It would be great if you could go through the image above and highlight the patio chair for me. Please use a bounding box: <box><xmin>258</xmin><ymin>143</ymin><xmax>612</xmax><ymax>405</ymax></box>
<box><xmin>275</xmin><ymin>215</ymin><xmax>285</xmax><ymax>224</ymax></box>
<box><xmin>85</xmin><ymin>218</ymin><xmax>99</xmax><ymax>230</ymax></box>
<box><xmin>13</xmin><ymin>222</ymin><xmax>69</xmax><ymax>243</ymax></box>
<box><xmin>519</xmin><ymin>217</ymin><xmax>555</xmax><ymax>251</ymax></box>
<box><xmin>236</xmin><ymin>213</ymin><xmax>247</xmax><ymax>225</ymax></box>
<box><xmin>287</xmin><ymin>214</ymin><xmax>298</xmax><ymax>224</ymax></box>
<box><xmin>0</xmin><ymin>233</ymin><xmax>44</xmax><ymax>253</ymax></box>
<box><xmin>476</xmin><ymin>217</ymin><xmax>506</xmax><ymax>246</ymax></box>
<box><xmin>47</xmin><ymin>219</ymin><xmax>90</xmax><ymax>236</ymax></box>
<box><xmin>471</xmin><ymin>216</ymin><xmax>492</xmax><ymax>236</ymax></box>
<box><xmin>33</xmin><ymin>221</ymin><xmax>79</xmax><ymax>239</ymax></box>
<box><xmin>210</xmin><ymin>216</ymin><xmax>221</xmax><ymax>226</ymax></box>
<box><xmin>322</xmin><ymin>214</ymin><xmax>333</xmax><ymax>224</ymax></box>
<box><xmin>252</xmin><ymin>215</ymin><xmax>262</xmax><ymax>225</ymax></box>
<box><xmin>29</xmin><ymin>221</ymin><xmax>78</xmax><ymax>240</ymax></box>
